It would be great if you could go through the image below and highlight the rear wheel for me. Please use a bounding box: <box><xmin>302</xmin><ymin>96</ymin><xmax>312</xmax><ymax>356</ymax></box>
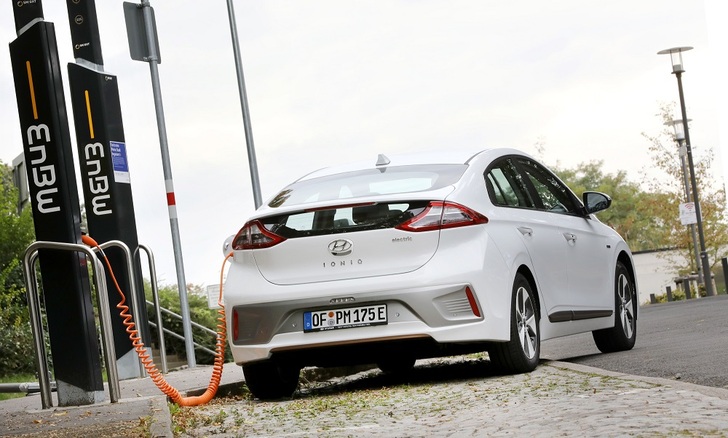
<box><xmin>242</xmin><ymin>361</ymin><xmax>300</xmax><ymax>400</ymax></box>
<box><xmin>489</xmin><ymin>273</ymin><xmax>540</xmax><ymax>373</ymax></box>
<box><xmin>592</xmin><ymin>261</ymin><xmax>637</xmax><ymax>353</ymax></box>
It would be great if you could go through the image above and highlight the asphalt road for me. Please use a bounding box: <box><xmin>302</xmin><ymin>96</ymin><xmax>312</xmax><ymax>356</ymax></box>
<box><xmin>540</xmin><ymin>294</ymin><xmax>728</xmax><ymax>389</ymax></box>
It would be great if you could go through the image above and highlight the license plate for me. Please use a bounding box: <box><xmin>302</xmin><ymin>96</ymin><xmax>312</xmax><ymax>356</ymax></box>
<box><xmin>303</xmin><ymin>304</ymin><xmax>388</xmax><ymax>332</ymax></box>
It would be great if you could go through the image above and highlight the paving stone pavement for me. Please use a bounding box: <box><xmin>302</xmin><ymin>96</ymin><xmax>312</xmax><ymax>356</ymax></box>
<box><xmin>3</xmin><ymin>357</ymin><xmax>728</xmax><ymax>437</ymax></box>
<box><xmin>173</xmin><ymin>358</ymin><xmax>728</xmax><ymax>437</ymax></box>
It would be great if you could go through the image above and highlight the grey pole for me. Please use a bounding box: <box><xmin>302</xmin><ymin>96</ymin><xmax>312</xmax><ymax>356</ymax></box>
<box><xmin>678</xmin><ymin>139</ymin><xmax>702</xmax><ymax>280</ymax></box>
<box><xmin>658</xmin><ymin>46</ymin><xmax>715</xmax><ymax>298</ymax></box>
<box><xmin>139</xmin><ymin>0</ymin><xmax>196</xmax><ymax>366</ymax></box>
<box><xmin>225</xmin><ymin>0</ymin><xmax>263</xmax><ymax>208</ymax></box>
<box><xmin>675</xmin><ymin>72</ymin><xmax>714</xmax><ymax>297</ymax></box>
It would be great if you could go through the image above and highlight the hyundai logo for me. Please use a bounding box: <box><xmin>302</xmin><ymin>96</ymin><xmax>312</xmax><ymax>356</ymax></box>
<box><xmin>328</xmin><ymin>239</ymin><xmax>353</xmax><ymax>256</ymax></box>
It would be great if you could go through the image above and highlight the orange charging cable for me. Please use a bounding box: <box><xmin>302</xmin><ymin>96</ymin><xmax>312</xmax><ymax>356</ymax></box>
<box><xmin>82</xmin><ymin>234</ymin><xmax>233</xmax><ymax>406</ymax></box>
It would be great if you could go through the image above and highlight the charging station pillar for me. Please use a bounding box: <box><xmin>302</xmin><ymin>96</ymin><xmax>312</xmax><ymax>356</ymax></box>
<box><xmin>8</xmin><ymin>2</ymin><xmax>104</xmax><ymax>406</ymax></box>
<box><xmin>65</xmin><ymin>0</ymin><xmax>150</xmax><ymax>380</ymax></box>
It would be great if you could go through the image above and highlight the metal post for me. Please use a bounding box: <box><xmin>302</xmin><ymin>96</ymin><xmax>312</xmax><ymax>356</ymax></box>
<box><xmin>678</xmin><ymin>143</ymin><xmax>702</xmax><ymax>280</ymax></box>
<box><xmin>722</xmin><ymin>258</ymin><xmax>728</xmax><ymax>295</ymax></box>
<box><xmin>139</xmin><ymin>0</ymin><xmax>195</xmax><ymax>367</ymax></box>
<box><xmin>225</xmin><ymin>0</ymin><xmax>263</xmax><ymax>208</ymax></box>
<box><xmin>666</xmin><ymin>286</ymin><xmax>673</xmax><ymax>302</ymax></box>
<box><xmin>683</xmin><ymin>277</ymin><xmax>692</xmax><ymax>299</ymax></box>
<box><xmin>675</xmin><ymin>72</ymin><xmax>715</xmax><ymax>297</ymax></box>
<box><xmin>22</xmin><ymin>251</ymin><xmax>52</xmax><ymax>409</ymax></box>
<box><xmin>138</xmin><ymin>244</ymin><xmax>168</xmax><ymax>374</ymax></box>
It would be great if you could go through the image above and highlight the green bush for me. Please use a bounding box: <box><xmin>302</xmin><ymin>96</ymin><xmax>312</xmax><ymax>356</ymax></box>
<box><xmin>0</xmin><ymin>162</ymin><xmax>37</xmax><ymax>378</ymax></box>
<box><xmin>0</xmin><ymin>284</ymin><xmax>36</xmax><ymax>378</ymax></box>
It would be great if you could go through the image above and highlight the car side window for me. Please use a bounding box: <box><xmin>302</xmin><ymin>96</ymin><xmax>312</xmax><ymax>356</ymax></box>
<box><xmin>516</xmin><ymin>158</ymin><xmax>579</xmax><ymax>214</ymax></box>
<box><xmin>485</xmin><ymin>159</ymin><xmax>535</xmax><ymax>208</ymax></box>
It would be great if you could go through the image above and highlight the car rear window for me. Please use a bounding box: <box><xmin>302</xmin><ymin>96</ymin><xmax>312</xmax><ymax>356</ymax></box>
<box><xmin>267</xmin><ymin>164</ymin><xmax>467</xmax><ymax>208</ymax></box>
<box><xmin>261</xmin><ymin>201</ymin><xmax>430</xmax><ymax>237</ymax></box>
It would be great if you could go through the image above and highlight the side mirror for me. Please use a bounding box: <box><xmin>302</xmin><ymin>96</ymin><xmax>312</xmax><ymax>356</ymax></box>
<box><xmin>583</xmin><ymin>191</ymin><xmax>612</xmax><ymax>215</ymax></box>
<box><xmin>222</xmin><ymin>234</ymin><xmax>235</xmax><ymax>255</ymax></box>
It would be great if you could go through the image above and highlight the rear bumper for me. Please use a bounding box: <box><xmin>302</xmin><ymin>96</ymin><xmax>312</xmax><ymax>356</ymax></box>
<box><xmin>229</xmin><ymin>282</ymin><xmax>506</xmax><ymax>365</ymax></box>
<box><xmin>224</xmin><ymin>230</ymin><xmax>514</xmax><ymax>365</ymax></box>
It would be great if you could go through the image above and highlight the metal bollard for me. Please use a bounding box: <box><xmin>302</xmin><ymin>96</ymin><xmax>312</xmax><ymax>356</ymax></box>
<box><xmin>650</xmin><ymin>293</ymin><xmax>657</xmax><ymax>304</ymax></box>
<box><xmin>722</xmin><ymin>258</ymin><xmax>728</xmax><ymax>295</ymax></box>
<box><xmin>666</xmin><ymin>286</ymin><xmax>673</xmax><ymax>302</ymax></box>
<box><xmin>683</xmin><ymin>278</ymin><xmax>692</xmax><ymax>299</ymax></box>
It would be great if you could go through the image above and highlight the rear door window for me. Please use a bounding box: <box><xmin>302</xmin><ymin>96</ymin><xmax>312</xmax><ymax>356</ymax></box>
<box><xmin>514</xmin><ymin>157</ymin><xmax>580</xmax><ymax>215</ymax></box>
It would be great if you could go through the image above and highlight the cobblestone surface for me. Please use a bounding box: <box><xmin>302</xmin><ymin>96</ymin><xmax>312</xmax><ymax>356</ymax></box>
<box><xmin>173</xmin><ymin>357</ymin><xmax>728</xmax><ymax>437</ymax></box>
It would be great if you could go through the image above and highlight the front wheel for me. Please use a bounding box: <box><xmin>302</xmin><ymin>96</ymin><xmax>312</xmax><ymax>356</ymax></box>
<box><xmin>592</xmin><ymin>261</ymin><xmax>637</xmax><ymax>353</ymax></box>
<box><xmin>489</xmin><ymin>273</ymin><xmax>540</xmax><ymax>374</ymax></box>
<box><xmin>242</xmin><ymin>360</ymin><xmax>300</xmax><ymax>400</ymax></box>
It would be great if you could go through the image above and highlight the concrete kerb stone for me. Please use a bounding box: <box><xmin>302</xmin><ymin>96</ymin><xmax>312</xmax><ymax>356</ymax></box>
<box><xmin>148</xmin><ymin>396</ymin><xmax>174</xmax><ymax>438</ymax></box>
<box><xmin>545</xmin><ymin>360</ymin><xmax>728</xmax><ymax>401</ymax></box>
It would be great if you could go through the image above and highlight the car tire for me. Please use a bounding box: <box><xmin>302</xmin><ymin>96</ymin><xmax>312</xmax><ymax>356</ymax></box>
<box><xmin>377</xmin><ymin>356</ymin><xmax>416</xmax><ymax>375</ymax></box>
<box><xmin>242</xmin><ymin>361</ymin><xmax>300</xmax><ymax>400</ymax></box>
<box><xmin>592</xmin><ymin>261</ymin><xmax>637</xmax><ymax>353</ymax></box>
<box><xmin>489</xmin><ymin>273</ymin><xmax>540</xmax><ymax>374</ymax></box>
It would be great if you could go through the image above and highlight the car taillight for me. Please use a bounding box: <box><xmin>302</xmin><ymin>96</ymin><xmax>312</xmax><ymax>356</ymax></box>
<box><xmin>396</xmin><ymin>201</ymin><xmax>488</xmax><ymax>232</ymax></box>
<box><xmin>232</xmin><ymin>220</ymin><xmax>286</xmax><ymax>249</ymax></box>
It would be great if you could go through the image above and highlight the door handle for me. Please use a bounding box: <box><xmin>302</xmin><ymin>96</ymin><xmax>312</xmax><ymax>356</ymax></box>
<box><xmin>518</xmin><ymin>227</ymin><xmax>533</xmax><ymax>237</ymax></box>
<box><xmin>563</xmin><ymin>232</ymin><xmax>577</xmax><ymax>243</ymax></box>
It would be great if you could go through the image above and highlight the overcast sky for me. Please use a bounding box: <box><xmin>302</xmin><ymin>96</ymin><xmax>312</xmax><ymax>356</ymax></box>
<box><xmin>1</xmin><ymin>1</ymin><xmax>727</xmax><ymax>289</ymax></box>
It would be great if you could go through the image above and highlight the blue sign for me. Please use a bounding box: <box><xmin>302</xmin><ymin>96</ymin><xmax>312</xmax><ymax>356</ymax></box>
<box><xmin>110</xmin><ymin>141</ymin><xmax>130</xmax><ymax>183</ymax></box>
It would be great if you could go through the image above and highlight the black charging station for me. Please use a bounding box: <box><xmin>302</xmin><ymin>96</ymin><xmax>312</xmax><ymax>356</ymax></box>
<box><xmin>66</xmin><ymin>0</ymin><xmax>150</xmax><ymax>380</ymax></box>
<box><xmin>9</xmin><ymin>1</ymin><xmax>105</xmax><ymax>406</ymax></box>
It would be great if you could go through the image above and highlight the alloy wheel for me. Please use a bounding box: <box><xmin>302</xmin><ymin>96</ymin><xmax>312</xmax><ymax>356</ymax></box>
<box><xmin>515</xmin><ymin>286</ymin><xmax>538</xmax><ymax>359</ymax></box>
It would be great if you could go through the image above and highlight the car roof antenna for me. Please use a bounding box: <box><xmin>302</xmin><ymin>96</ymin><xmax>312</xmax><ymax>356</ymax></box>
<box><xmin>376</xmin><ymin>154</ymin><xmax>391</xmax><ymax>166</ymax></box>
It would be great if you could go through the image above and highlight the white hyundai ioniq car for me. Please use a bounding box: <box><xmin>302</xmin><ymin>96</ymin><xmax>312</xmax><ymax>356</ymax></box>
<box><xmin>223</xmin><ymin>148</ymin><xmax>637</xmax><ymax>400</ymax></box>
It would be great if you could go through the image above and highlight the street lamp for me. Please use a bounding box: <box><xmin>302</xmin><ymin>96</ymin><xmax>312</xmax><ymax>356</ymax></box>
<box><xmin>664</xmin><ymin>118</ymin><xmax>701</xmax><ymax>282</ymax></box>
<box><xmin>657</xmin><ymin>46</ymin><xmax>715</xmax><ymax>296</ymax></box>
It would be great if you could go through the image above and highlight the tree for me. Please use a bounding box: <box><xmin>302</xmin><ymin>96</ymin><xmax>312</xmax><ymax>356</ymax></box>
<box><xmin>553</xmin><ymin>161</ymin><xmax>668</xmax><ymax>252</ymax></box>
<box><xmin>0</xmin><ymin>161</ymin><xmax>36</xmax><ymax>377</ymax></box>
<box><xmin>641</xmin><ymin>103</ymin><xmax>728</xmax><ymax>275</ymax></box>
<box><xmin>0</xmin><ymin>162</ymin><xmax>34</xmax><ymax>293</ymax></box>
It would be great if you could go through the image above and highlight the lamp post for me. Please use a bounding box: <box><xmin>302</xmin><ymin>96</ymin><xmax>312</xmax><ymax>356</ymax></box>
<box><xmin>657</xmin><ymin>46</ymin><xmax>715</xmax><ymax>296</ymax></box>
<box><xmin>664</xmin><ymin>118</ymin><xmax>701</xmax><ymax>283</ymax></box>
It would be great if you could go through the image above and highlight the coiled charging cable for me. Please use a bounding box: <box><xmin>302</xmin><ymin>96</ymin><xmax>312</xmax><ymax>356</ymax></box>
<box><xmin>82</xmin><ymin>234</ymin><xmax>233</xmax><ymax>406</ymax></box>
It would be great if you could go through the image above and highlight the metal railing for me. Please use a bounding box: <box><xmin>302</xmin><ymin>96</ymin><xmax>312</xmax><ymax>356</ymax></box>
<box><xmin>20</xmin><ymin>240</ymin><xmax>219</xmax><ymax>406</ymax></box>
<box><xmin>93</xmin><ymin>240</ymin><xmax>147</xmax><ymax>378</ymax></box>
<box><xmin>138</xmin><ymin>244</ymin><xmax>219</xmax><ymax>372</ymax></box>
<box><xmin>22</xmin><ymin>240</ymin><xmax>121</xmax><ymax>409</ymax></box>
<box><xmin>146</xmin><ymin>301</ymin><xmax>219</xmax><ymax>357</ymax></box>
<box><xmin>137</xmin><ymin>244</ymin><xmax>168</xmax><ymax>374</ymax></box>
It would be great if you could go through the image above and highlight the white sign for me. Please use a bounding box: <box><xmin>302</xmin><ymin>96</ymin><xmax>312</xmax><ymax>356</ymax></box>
<box><xmin>679</xmin><ymin>202</ymin><xmax>697</xmax><ymax>225</ymax></box>
<box><xmin>206</xmin><ymin>284</ymin><xmax>221</xmax><ymax>309</ymax></box>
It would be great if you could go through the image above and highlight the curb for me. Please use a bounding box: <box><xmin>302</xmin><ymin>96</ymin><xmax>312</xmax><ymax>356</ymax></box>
<box><xmin>544</xmin><ymin>360</ymin><xmax>728</xmax><ymax>400</ymax></box>
<box><xmin>148</xmin><ymin>396</ymin><xmax>173</xmax><ymax>438</ymax></box>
